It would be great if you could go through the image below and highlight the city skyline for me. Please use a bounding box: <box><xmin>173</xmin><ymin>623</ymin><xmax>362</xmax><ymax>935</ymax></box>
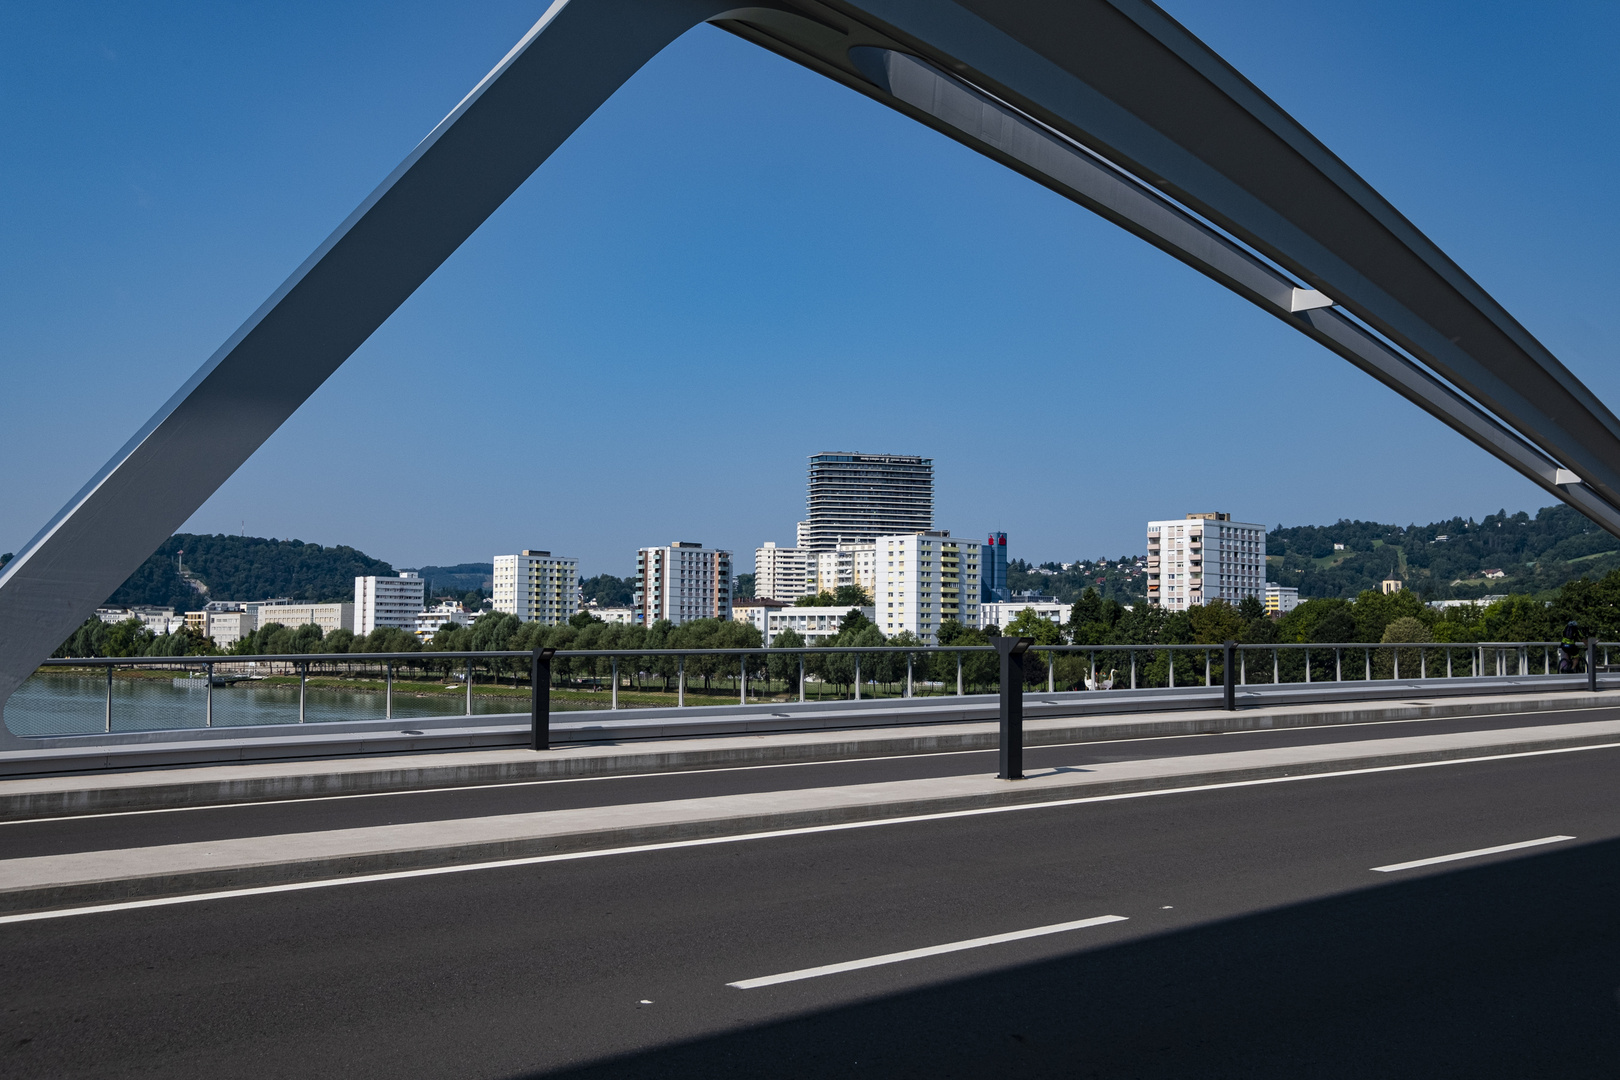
<box><xmin>3</xmin><ymin>2</ymin><xmax>1614</xmax><ymax>577</ymax></box>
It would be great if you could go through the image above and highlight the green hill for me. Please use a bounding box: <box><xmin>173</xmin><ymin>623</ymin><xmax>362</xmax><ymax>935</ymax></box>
<box><xmin>1269</xmin><ymin>504</ymin><xmax>1620</xmax><ymax>599</ymax></box>
<box><xmin>106</xmin><ymin>534</ymin><xmax>394</xmax><ymax>609</ymax></box>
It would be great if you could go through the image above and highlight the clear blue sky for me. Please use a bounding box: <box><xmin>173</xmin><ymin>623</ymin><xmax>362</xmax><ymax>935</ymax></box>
<box><xmin>3</xmin><ymin>1</ymin><xmax>1617</xmax><ymax>578</ymax></box>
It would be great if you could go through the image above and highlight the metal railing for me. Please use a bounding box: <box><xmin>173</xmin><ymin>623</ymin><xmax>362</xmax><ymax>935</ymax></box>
<box><xmin>15</xmin><ymin>638</ymin><xmax>1609</xmax><ymax>740</ymax></box>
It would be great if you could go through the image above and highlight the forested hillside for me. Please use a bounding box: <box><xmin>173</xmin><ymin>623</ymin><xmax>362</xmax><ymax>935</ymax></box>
<box><xmin>106</xmin><ymin>534</ymin><xmax>394</xmax><ymax>609</ymax></box>
<box><xmin>1269</xmin><ymin>504</ymin><xmax>1620</xmax><ymax>599</ymax></box>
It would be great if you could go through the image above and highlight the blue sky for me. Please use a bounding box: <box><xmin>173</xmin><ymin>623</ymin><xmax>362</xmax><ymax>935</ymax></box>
<box><xmin>3</xmin><ymin>1</ymin><xmax>1617</xmax><ymax>577</ymax></box>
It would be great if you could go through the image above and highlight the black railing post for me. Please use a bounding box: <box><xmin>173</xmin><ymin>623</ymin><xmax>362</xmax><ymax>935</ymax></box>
<box><xmin>531</xmin><ymin>647</ymin><xmax>556</xmax><ymax>751</ymax></box>
<box><xmin>993</xmin><ymin>636</ymin><xmax>1033</xmax><ymax>780</ymax></box>
<box><xmin>1588</xmin><ymin>637</ymin><xmax>1598</xmax><ymax>693</ymax></box>
<box><xmin>1223</xmin><ymin>640</ymin><xmax>1236</xmax><ymax>711</ymax></box>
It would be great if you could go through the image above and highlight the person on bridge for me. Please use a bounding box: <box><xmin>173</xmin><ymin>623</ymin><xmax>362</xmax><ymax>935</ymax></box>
<box><xmin>1559</xmin><ymin>621</ymin><xmax>1585</xmax><ymax>674</ymax></box>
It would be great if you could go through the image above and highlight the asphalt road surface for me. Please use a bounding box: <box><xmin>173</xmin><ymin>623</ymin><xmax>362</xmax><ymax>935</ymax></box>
<box><xmin>5</xmin><ymin>728</ymin><xmax>1620</xmax><ymax>1077</ymax></box>
<box><xmin>6</xmin><ymin>702</ymin><xmax>1616</xmax><ymax>859</ymax></box>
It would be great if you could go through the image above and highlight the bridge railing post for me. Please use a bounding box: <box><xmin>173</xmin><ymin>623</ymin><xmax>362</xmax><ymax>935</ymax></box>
<box><xmin>531</xmin><ymin>647</ymin><xmax>555</xmax><ymax>751</ymax></box>
<box><xmin>1223</xmin><ymin>640</ymin><xmax>1236</xmax><ymax>711</ymax></box>
<box><xmin>993</xmin><ymin>636</ymin><xmax>1033</xmax><ymax>780</ymax></box>
<box><xmin>1588</xmin><ymin>637</ymin><xmax>1598</xmax><ymax>693</ymax></box>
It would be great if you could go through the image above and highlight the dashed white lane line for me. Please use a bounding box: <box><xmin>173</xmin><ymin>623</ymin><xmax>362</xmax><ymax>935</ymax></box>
<box><xmin>1372</xmin><ymin>834</ymin><xmax>1575</xmax><ymax>873</ymax></box>
<box><xmin>727</xmin><ymin>915</ymin><xmax>1128</xmax><ymax>989</ymax></box>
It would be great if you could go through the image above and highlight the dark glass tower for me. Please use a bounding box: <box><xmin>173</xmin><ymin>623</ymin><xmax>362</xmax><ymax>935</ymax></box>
<box><xmin>981</xmin><ymin>532</ymin><xmax>1010</xmax><ymax>602</ymax></box>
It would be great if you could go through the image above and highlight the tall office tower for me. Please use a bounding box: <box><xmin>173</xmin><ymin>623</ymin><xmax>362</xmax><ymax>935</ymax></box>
<box><xmin>635</xmin><ymin>542</ymin><xmax>733</xmax><ymax>625</ymax></box>
<box><xmin>980</xmin><ymin>531</ymin><xmax>1010</xmax><ymax>602</ymax></box>
<box><xmin>800</xmin><ymin>452</ymin><xmax>933</xmax><ymax>550</ymax></box>
<box><xmin>874</xmin><ymin>531</ymin><xmax>980</xmax><ymax>643</ymax></box>
<box><xmin>354</xmin><ymin>572</ymin><xmax>424</xmax><ymax>635</ymax></box>
<box><xmin>1146</xmin><ymin>513</ymin><xmax>1266</xmax><ymax>611</ymax></box>
<box><xmin>492</xmin><ymin>551</ymin><xmax>580</xmax><ymax>625</ymax></box>
<box><xmin>754</xmin><ymin>542</ymin><xmax>812</xmax><ymax>602</ymax></box>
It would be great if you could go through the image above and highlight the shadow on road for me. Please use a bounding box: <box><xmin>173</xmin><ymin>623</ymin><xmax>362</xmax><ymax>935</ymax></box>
<box><xmin>528</xmin><ymin>837</ymin><xmax>1620</xmax><ymax>1078</ymax></box>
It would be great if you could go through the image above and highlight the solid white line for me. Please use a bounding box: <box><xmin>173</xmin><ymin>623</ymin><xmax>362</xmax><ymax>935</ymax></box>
<box><xmin>4</xmin><ymin>737</ymin><xmax>1620</xmax><ymax>926</ymax></box>
<box><xmin>1372</xmin><ymin>835</ymin><xmax>1575</xmax><ymax>873</ymax></box>
<box><xmin>726</xmin><ymin>915</ymin><xmax>1128</xmax><ymax>989</ymax></box>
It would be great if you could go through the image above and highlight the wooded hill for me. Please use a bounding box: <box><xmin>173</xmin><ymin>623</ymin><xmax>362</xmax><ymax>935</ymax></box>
<box><xmin>106</xmin><ymin>534</ymin><xmax>394</xmax><ymax>609</ymax></box>
<box><xmin>1269</xmin><ymin>503</ymin><xmax>1620</xmax><ymax>599</ymax></box>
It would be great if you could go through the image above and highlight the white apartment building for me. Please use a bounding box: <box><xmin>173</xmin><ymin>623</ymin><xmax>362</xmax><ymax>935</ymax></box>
<box><xmin>874</xmin><ymin>531</ymin><xmax>980</xmax><ymax>644</ymax></box>
<box><xmin>732</xmin><ymin>596</ymin><xmax>789</xmax><ymax>636</ymax></box>
<box><xmin>256</xmin><ymin>601</ymin><xmax>355</xmax><ymax>636</ymax></box>
<box><xmin>491</xmin><ymin>551</ymin><xmax>579</xmax><ymax>626</ymax></box>
<box><xmin>755</xmin><ymin>541</ymin><xmax>877</xmax><ymax>602</ymax></box>
<box><xmin>635</xmin><ymin>542</ymin><xmax>732</xmax><ymax>625</ymax></box>
<box><xmin>354</xmin><ymin>572</ymin><xmax>425</xmax><ymax>635</ymax></box>
<box><xmin>1264</xmin><ymin>583</ymin><xmax>1301</xmax><ymax>615</ymax></box>
<box><xmin>981</xmin><ymin>598</ymin><xmax>1069</xmax><ymax>631</ymax></box>
<box><xmin>755</xmin><ymin>542</ymin><xmax>813</xmax><ymax>602</ymax></box>
<box><xmin>766</xmin><ymin>605</ymin><xmax>875</xmax><ymax>646</ymax></box>
<box><xmin>1147</xmin><ymin>513</ymin><xmax>1266</xmax><ymax>611</ymax></box>
<box><xmin>185</xmin><ymin>609</ymin><xmax>256</xmax><ymax>647</ymax></box>
<box><xmin>584</xmin><ymin>605</ymin><xmax>635</xmax><ymax>624</ymax></box>
<box><xmin>414</xmin><ymin>602</ymin><xmax>475</xmax><ymax>640</ymax></box>
<box><xmin>97</xmin><ymin>606</ymin><xmax>187</xmax><ymax>635</ymax></box>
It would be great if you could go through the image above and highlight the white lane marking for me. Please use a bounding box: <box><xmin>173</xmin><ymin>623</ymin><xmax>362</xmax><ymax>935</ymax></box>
<box><xmin>727</xmin><ymin>915</ymin><xmax>1128</xmax><ymax>990</ymax></box>
<box><xmin>4</xmin><ymin>706</ymin><xmax>1589</xmax><ymax>826</ymax></box>
<box><xmin>4</xmin><ymin>738</ymin><xmax>1619</xmax><ymax>926</ymax></box>
<box><xmin>1372</xmin><ymin>835</ymin><xmax>1575</xmax><ymax>873</ymax></box>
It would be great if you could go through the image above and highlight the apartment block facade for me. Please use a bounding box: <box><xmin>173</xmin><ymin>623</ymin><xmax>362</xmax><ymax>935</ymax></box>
<box><xmin>754</xmin><ymin>542</ymin><xmax>812</xmax><ymax>602</ymax></box>
<box><xmin>492</xmin><ymin>551</ymin><xmax>579</xmax><ymax>625</ymax></box>
<box><xmin>354</xmin><ymin>573</ymin><xmax>425</xmax><ymax>635</ymax></box>
<box><xmin>873</xmin><ymin>531</ymin><xmax>979</xmax><ymax>643</ymax></box>
<box><xmin>635</xmin><ymin>542</ymin><xmax>732</xmax><ymax>625</ymax></box>
<box><xmin>1146</xmin><ymin>513</ymin><xmax>1266</xmax><ymax>611</ymax></box>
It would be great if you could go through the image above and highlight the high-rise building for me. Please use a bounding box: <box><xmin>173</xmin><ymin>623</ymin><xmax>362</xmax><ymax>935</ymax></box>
<box><xmin>755</xmin><ymin>542</ymin><xmax>813</xmax><ymax>602</ymax></box>
<box><xmin>354</xmin><ymin>573</ymin><xmax>424</xmax><ymax>635</ymax></box>
<box><xmin>492</xmin><ymin>551</ymin><xmax>579</xmax><ymax>625</ymax></box>
<box><xmin>635</xmin><ymin>542</ymin><xmax>732</xmax><ymax>625</ymax></box>
<box><xmin>1146</xmin><ymin>513</ymin><xmax>1266</xmax><ymax>611</ymax></box>
<box><xmin>800</xmin><ymin>452</ymin><xmax>933</xmax><ymax>550</ymax></box>
<box><xmin>873</xmin><ymin>531</ymin><xmax>980</xmax><ymax>643</ymax></box>
<box><xmin>980</xmin><ymin>531</ymin><xmax>1010</xmax><ymax>602</ymax></box>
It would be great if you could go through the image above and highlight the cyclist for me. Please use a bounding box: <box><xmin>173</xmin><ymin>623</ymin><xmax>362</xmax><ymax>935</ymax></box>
<box><xmin>1559</xmin><ymin>621</ymin><xmax>1585</xmax><ymax>674</ymax></box>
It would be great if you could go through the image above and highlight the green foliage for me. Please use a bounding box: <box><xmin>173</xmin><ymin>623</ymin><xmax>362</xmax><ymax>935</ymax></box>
<box><xmin>1003</xmin><ymin>608</ymin><xmax>1063</xmax><ymax>646</ymax></box>
<box><xmin>733</xmin><ymin>573</ymin><xmax>756</xmax><ymax>600</ymax></box>
<box><xmin>1007</xmin><ymin>558</ymin><xmax>1148</xmax><ymax>606</ymax></box>
<box><xmin>52</xmin><ymin>617</ymin><xmax>215</xmax><ymax>658</ymax></box>
<box><xmin>107</xmin><ymin>533</ymin><xmax>393</xmax><ymax>609</ymax></box>
<box><xmin>793</xmin><ymin>587</ymin><xmax>872</xmax><ymax>607</ymax></box>
<box><xmin>1269</xmin><ymin>503</ymin><xmax>1620</xmax><ymax>599</ymax></box>
<box><xmin>0</xmin><ymin>552</ymin><xmax>11</xmax><ymax>569</ymax></box>
<box><xmin>581</xmin><ymin>574</ymin><xmax>634</xmax><ymax>607</ymax></box>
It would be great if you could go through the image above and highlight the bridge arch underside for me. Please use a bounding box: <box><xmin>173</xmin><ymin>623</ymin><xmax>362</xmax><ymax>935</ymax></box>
<box><xmin>2</xmin><ymin>0</ymin><xmax>1617</xmax><ymax>734</ymax></box>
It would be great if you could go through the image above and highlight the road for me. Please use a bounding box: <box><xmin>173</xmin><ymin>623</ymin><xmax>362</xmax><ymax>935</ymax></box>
<box><xmin>6</xmin><ymin>702</ymin><xmax>1617</xmax><ymax>859</ymax></box>
<box><xmin>4</xmin><ymin>711</ymin><xmax>1620</xmax><ymax>1077</ymax></box>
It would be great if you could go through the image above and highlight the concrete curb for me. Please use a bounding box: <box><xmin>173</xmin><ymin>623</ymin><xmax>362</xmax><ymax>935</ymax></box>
<box><xmin>2</xmin><ymin>691</ymin><xmax>1615</xmax><ymax>821</ymax></box>
<box><xmin>5</xmin><ymin>722</ymin><xmax>1620</xmax><ymax>915</ymax></box>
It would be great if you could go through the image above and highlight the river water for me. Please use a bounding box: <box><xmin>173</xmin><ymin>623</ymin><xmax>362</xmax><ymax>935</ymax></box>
<box><xmin>3</xmin><ymin>672</ymin><xmax>535</xmax><ymax>737</ymax></box>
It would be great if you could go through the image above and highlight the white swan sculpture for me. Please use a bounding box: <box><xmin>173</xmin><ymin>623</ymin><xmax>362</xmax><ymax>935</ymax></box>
<box><xmin>1085</xmin><ymin>669</ymin><xmax>1118</xmax><ymax>691</ymax></box>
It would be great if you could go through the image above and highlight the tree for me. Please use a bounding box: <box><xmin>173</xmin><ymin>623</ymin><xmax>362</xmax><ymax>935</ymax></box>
<box><xmin>833</xmin><ymin>584</ymin><xmax>871</xmax><ymax>606</ymax></box>
<box><xmin>1003</xmin><ymin>608</ymin><xmax>1063</xmax><ymax>646</ymax></box>
<box><xmin>767</xmin><ymin>628</ymin><xmax>805</xmax><ymax>692</ymax></box>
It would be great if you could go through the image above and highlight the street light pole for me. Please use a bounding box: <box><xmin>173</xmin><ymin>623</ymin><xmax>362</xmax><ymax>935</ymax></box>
<box><xmin>993</xmin><ymin>636</ymin><xmax>1033</xmax><ymax>780</ymax></box>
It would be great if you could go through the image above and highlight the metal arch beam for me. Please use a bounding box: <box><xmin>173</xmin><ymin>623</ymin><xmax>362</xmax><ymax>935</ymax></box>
<box><xmin>3</xmin><ymin>0</ymin><xmax>1617</xmax><ymax>731</ymax></box>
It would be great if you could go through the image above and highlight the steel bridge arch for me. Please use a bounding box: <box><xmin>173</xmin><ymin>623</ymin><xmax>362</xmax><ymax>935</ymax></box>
<box><xmin>3</xmin><ymin>0</ymin><xmax>1617</xmax><ymax>733</ymax></box>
